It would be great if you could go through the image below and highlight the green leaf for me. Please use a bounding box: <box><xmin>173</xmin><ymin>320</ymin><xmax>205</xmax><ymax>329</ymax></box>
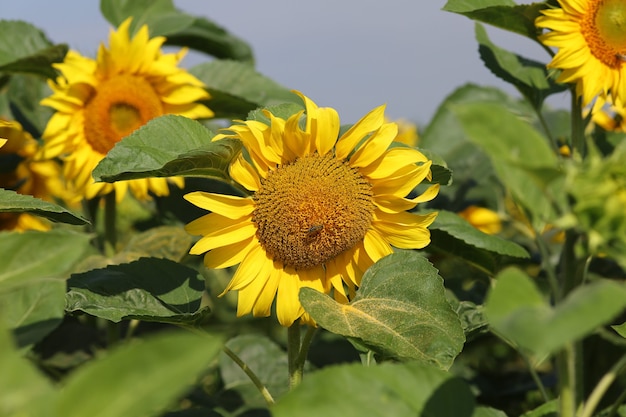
<box><xmin>5</xmin><ymin>74</ymin><xmax>54</xmax><ymax>137</ymax></box>
<box><xmin>485</xmin><ymin>268</ymin><xmax>626</xmax><ymax>356</ymax></box>
<box><xmin>190</xmin><ymin>60</ymin><xmax>300</xmax><ymax>115</ymax></box>
<box><xmin>431</xmin><ymin>210</ymin><xmax>529</xmax><ymax>258</ymax></box>
<box><xmin>273</xmin><ymin>362</ymin><xmax>475</xmax><ymax>417</ymax></box>
<box><xmin>611</xmin><ymin>322</ymin><xmax>626</xmax><ymax>339</ymax></box>
<box><xmin>443</xmin><ymin>0</ymin><xmax>547</xmax><ymax>41</ymax></box>
<box><xmin>220</xmin><ymin>335</ymin><xmax>290</xmax><ymax>406</ymax></box>
<box><xmin>0</xmin><ymin>188</ymin><xmax>89</xmax><ymax>225</ymax></box>
<box><xmin>100</xmin><ymin>0</ymin><xmax>253</xmax><ymax>62</ymax></box>
<box><xmin>475</xmin><ymin>23</ymin><xmax>567</xmax><ymax>109</ymax></box>
<box><xmin>520</xmin><ymin>400</ymin><xmax>557</xmax><ymax>417</ymax></box>
<box><xmin>0</xmin><ymin>327</ymin><xmax>57</xmax><ymax>417</ymax></box>
<box><xmin>58</xmin><ymin>330</ymin><xmax>223</xmax><ymax>417</ymax></box>
<box><xmin>0</xmin><ymin>20</ymin><xmax>67</xmax><ymax>78</ymax></box>
<box><xmin>122</xmin><ymin>226</ymin><xmax>193</xmax><ymax>261</ymax></box>
<box><xmin>300</xmin><ymin>251</ymin><xmax>465</xmax><ymax>369</ymax></box>
<box><xmin>474</xmin><ymin>407</ymin><xmax>509</xmax><ymax>417</ymax></box>
<box><xmin>92</xmin><ymin>114</ymin><xmax>242</xmax><ymax>182</ymax></box>
<box><xmin>65</xmin><ymin>257</ymin><xmax>210</xmax><ymax>324</ymax></box>
<box><xmin>0</xmin><ymin>229</ymin><xmax>93</xmax><ymax>289</ymax></box>
<box><xmin>0</xmin><ymin>278</ymin><xmax>65</xmax><ymax>347</ymax></box>
<box><xmin>450</xmin><ymin>101</ymin><xmax>563</xmax><ymax>226</ymax></box>
<box><xmin>247</xmin><ymin>102</ymin><xmax>305</xmax><ymax>124</ymax></box>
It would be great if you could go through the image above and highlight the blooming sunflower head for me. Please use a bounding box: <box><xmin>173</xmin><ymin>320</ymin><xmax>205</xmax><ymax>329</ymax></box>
<box><xmin>39</xmin><ymin>18</ymin><xmax>214</xmax><ymax>201</ymax></box>
<box><xmin>0</xmin><ymin>119</ymin><xmax>65</xmax><ymax>231</ymax></box>
<box><xmin>536</xmin><ymin>0</ymin><xmax>626</xmax><ymax>106</ymax></box>
<box><xmin>184</xmin><ymin>92</ymin><xmax>439</xmax><ymax>326</ymax></box>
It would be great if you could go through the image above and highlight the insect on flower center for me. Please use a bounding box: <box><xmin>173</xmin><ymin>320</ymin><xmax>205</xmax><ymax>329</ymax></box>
<box><xmin>584</xmin><ymin>0</ymin><xmax>626</xmax><ymax>68</ymax></box>
<box><xmin>253</xmin><ymin>152</ymin><xmax>375</xmax><ymax>270</ymax></box>
<box><xmin>84</xmin><ymin>74</ymin><xmax>163</xmax><ymax>154</ymax></box>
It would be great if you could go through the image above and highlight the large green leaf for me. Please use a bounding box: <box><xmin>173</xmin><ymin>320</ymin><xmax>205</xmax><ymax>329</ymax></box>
<box><xmin>475</xmin><ymin>23</ymin><xmax>567</xmax><ymax>109</ymax></box>
<box><xmin>190</xmin><ymin>60</ymin><xmax>301</xmax><ymax>118</ymax></box>
<box><xmin>100</xmin><ymin>0</ymin><xmax>253</xmax><ymax>62</ymax></box>
<box><xmin>57</xmin><ymin>330</ymin><xmax>223</xmax><ymax>417</ymax></box>
<box><xmin>0</xmin><ymin>327</ymin><xmax>57</xmax><ymax>417</ymax></box>
<box><xmin>450</xmin><ymin>101</ymin><xmax>563</xmax><ymax>226</ymax></box>
<box><xmin>5</xmin><ymin>73</ymin><xmax>55</xmax><ymax>137</ymax></box>
<box><xmin>443</xmin><ymin>0</ymin><xmax>547</xmax><ymax>41</ymax></box>
<box><xmin>485</xmin><ymin>267</ymin><xmax>626</xmax><ymax>356</ymax></box>
<box><xmin>219</xmin><ymin>334</ymin><xmax>290</xmax><ymax>406</ymax></box>
<box><xmin>300</xmin><ymin>251</ymin><xmax>465</xmax><ymax>369</ymax></box>
<box><xmin>0</xmin><ymin>278</ymin><xmax>66</xmax><ymax>347</ymax></box>
<box><xmin>65</xmin><ymin>257</ymin><xmax>210</xmax><ymax>324</ymax></box>
<box><xmin>273</xmin><ymin>362</ymin><xmax>475</xmax><ymax>417</ymax></box>
<box><xmin>0</xmin><ymin>229</ymin><xmax>93</xmax><ymax>289</ymax></box>
<box><xmin>0</xmin><ymin>188</ymin><xmax>89</xmax><ymax>225</ymax></box>
<box><xmin>92</xmin><ymin>114</ymin><xmax>241</xmax><ymax>183</ymax></box>
<box><xmin>0</xmin><ymin>20</ymin><xmax>67</xmax><ymax>78</ymax></box>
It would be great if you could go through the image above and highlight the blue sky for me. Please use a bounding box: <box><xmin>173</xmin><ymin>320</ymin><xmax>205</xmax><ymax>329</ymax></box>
<box><xmin>3</xmin><ymin>1</ymin><xmax>568</xmax><ymax>125</ymax></box>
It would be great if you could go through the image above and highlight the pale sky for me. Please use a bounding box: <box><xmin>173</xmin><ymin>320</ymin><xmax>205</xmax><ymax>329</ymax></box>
<box><xmin>2</xmin><ymin>0</ymin><xmax>568</xmax><ymax>125</ymax></box>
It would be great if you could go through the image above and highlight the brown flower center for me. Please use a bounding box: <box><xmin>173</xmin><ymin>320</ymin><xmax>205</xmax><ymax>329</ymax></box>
<box><xmin>252</xmin><ymin>152</ymin><xmax>375</xmax><ymax>270</ymax></box>
<box><xmin>83</xmin><ymin>74</ymin><xmax>163</xmax><ymax>154</ymax></box>
<box><xmin>583</xmin><ymin>0</ymin><xmax>626</xmax><ymax>69</ymax></box>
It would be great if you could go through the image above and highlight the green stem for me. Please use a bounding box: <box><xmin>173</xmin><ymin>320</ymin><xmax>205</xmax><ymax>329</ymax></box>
<box><xmin>558</xmin><ymin>343</ymin><xmax>578</xmax><ymax>417</ymax></box>
<box><xmin>296</xmin><ymin>326</ymin><xmax>317</xmax><ymax>367</ymax></box>
<box><xmin>535</xmin><ymin>234</ymin><xmax>561</xmax><ymax>303</ymax></box>
<box><xmin>580</xmin><ymin>354</ymin><xmax>626</xmax><ymax>417</ymax></box>
<box><xmin>223</xmin><ymin>345</ymin><xmax>275</xmax><ymax>406</ymax></box>
<box><xmin>534</xmin><ymin>105</ymin><xmax>559</xmax><ymax>154</ymax></box>
<box><xmin>570</xmin><ymin>92</ymin><xmax>586</xmax><ymax>159</ymax></box>
<box><xmin>287</xmin><ymin>324</ymin><xmax>302</xmax><ymax>390</ymax></box>
<box><xmin>104</xmin><ymin>191</ymin><xmax>117</xmax><ymax>257</ymax></box>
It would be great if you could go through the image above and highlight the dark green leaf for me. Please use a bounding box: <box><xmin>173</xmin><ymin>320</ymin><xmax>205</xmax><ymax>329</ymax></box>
<box><xmin>431</xmin><ymin>210</ymin><xmax>529</xmax><ymax>258</ymax></box>
<box><xmin>485</xmin><ymin>268</ymin><xmax>626</xmax><ymax>356</ymax></box>
<box><xmin>0</xmin><ymin>229</ymin><xmax>93</xmax><ymax>289</ymax></box>
<box><xmin>474</xmin><ymin>407</ymin><xmax>509</xmax><ymax>417</ymax></box>
<box><xmin>247</xmin><ymin>102</ymin><xmax>305</xmax><ymax>124</ymax></box>
<box><xmin>475</xmin><ymin>23</ymin><xmax>567</xmax><ymax>109</ymax></box>
<box><xmin>0</xmin><ymin>278</ymin><xmax>65</xmax><ymax>347</ymax></box>
<box><xmin>100</xmin><ymin>0</ymin><xmax>253</xmax><ymax>62</ymax></box>
<box><xmin>220</xmin><ymin>335</ymin><xmax>290</xmax><ymax>406</ymax></box>
<box><xmin>443</xmin><ymin>0</ymin><xmax>547</xmax><ymax>41</ymax></box>
<box><xmin>66</xmin><ymin>257</ymin><xmax>210</xmax><ymax>324</ymax></box>
<box><xmin>123</xmin><ymin>226</ymin><xmax>193</xmax><ymax>262</ymax></box>
<box><xmin>300</xmin><ymin>251</ymin><xmax>465</xmax><ymax>369</ymax></box>
<box><xmin>0</xmin><ymin>20</ymin><xmax>67</xmax><ymax>78</ymax></box>
<box><xmin>190</xmin><ymin>60</ymin><xmax>300</xmax><ymax>113</ymax></box>
<box><xmin>520</xmin><ymin>400</ymin><xmax>557</xmax><ymax>417</ymax></box>
<box><xmin>58</xmin><ymin>330</ymin><xmax>223</xmax><ymax>417</ymax></box>
<box><xmin>92</xmin><ymin>114</ymin><xmax>242</xmax><ymax>182</ymax></box>
<box><xmin>5</xmin><ymin>74</ymin><xmax>54</xmax><ymax>137</ymax></box>
<box><xmin>273</xmin><ymin>362</ymin><xmax>475</xmax><ymax>417</ymax></box>
<box><xmin>0</xmin><ymin>188</ymin><xmax>89</xmax><ymax>225</ymax></box>
<box><xmin>0</xmin><ymin>327</ymin><xmax>57</xmax><ymax>417</ymax></box>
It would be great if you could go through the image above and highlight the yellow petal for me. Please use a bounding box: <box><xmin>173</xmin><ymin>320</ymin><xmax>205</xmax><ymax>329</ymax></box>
<box><xmin>188</xmin><ymin>219</ymin><xmax>256</xmax><ymax>254</ymax></box>
<box><xmin>220</xmin><ymin>243</ymin><xmax>269</xmax><ymax>295</ymax></box>
<box><xmin>235</xmin><ymin>255</ymin><xmax>275</xmax><ymax>317</ymax></box>
<box><xmin>362</xmin><ymin>229</ymin><xmax>393</xmax><ymax>264</ymax></box>
<box><xmin>349</xmin><ymin>122</ymin><xmax>397</xmax><ymax>168</ymax></box>
<box><xmin>335</xmin><ymin>104</ymin><xmax>386</xmax><ymax>160</ymax></box>
<box><xmin>203</xmin><ymin>236</ymin><xmax>257</xmax><ymax>269</ymax></box>
<box><xmin>184</xmin><ymin>191</ymin><xmax>255</xmax><ymax>219</ymax></box>
<box><xmin>252</xmin><ymin>264</ymin><xmax>283</xmax><ymax>317</ymax></box>
<box><xmin>276</xmin><ymin>267</ymin><xmax>305</xmax><ymax>326</ymax></box>
<box><xmin>230</xmin><ymin>154</ymin><xmax>261</xmax><ymax>192</ymax></box>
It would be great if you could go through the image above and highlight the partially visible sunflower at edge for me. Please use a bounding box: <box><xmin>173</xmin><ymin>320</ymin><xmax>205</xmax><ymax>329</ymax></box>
<box><xmin>535</xmin><ymin>0</ymin><xmax>626</xmax><ymax>106</ymax></box>
<box><xmin>184</xmin><ymin>92</ymin><xmax>439</xmax><ymax>326</ymax></box>
<box><xmin>38</xmin><ymin>18</ymin><xmax>213</xmax><ymax>201</ymax></box>
<box><xmin>0</xmin><ymin>119</ymin><xmax>66</xmax><ymax>231</ymax></box>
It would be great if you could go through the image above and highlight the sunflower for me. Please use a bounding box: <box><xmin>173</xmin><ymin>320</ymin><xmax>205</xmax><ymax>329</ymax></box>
<box><xmin>0</xmin><ymin>119</ymin><xmax>65</xmax><ymax>231</ymax></box>
<box><xmin>590</xmin><ymin>96</ymin><xmax>626</xmax><ymax>132</ymax></box>
<box><xmin>39</xmin><ymin>18</ymin><xmax>213</xmax><ymax>201</ymax></box>
<box><xmin>458</xmin><ymin>206</ymin><xmax>502</xmax><ymax>235</ymax></box>
<box><xmin>536</xmin><ymin>0</ymin><xmax>626</xmax><ymax>106</ymax></box>
<box><xmin>184</xmin><ymin>92</ymin><xmax>439</xmax><ymax>326</ymax></box>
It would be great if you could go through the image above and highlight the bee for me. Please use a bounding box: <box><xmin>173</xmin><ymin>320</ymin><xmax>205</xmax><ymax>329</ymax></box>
<box><xmin>306</xmin><ymin>224</ymin><xmax>323</xmax><ymax>238</ymax></box>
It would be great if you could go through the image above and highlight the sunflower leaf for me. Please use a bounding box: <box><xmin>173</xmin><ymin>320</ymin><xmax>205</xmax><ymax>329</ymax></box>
<box><xmin>57</xmin><ymin>330</ymin><xmax>223</xmax><ymax>417</ymax></box>
<box><xmin>475</xmin><ymin>23</ymin><xmax>567</xmax><ymax>109</ymax></box>
<box><xmin>92</xmin><ymin>114</ymin><xmax>242</xmax><ymax>182</ymax></box>
<box><xmin>273</xmin><ymin>362</ymin><xmax>475</xmax><ymax>417</ymax></box>
<box><xmin>100</xmin><ymin>0</ymin><xmax>253</xmax><ymax>62</ymax></box>
<box><xmin>485</xmin><ymin>267</ymin><xmax>626</xmax><ymax>356</ymax></box>
<box><xmin>300</xmin><ymin>251</ymin><xmax>465</xmax><ymax>370</ymax></box>
<box><xmin>0</xmin><ymin>229</ymin><xmax>93</xmax><ymax>288</ymax></box>
<box><xmin>65</xmin><ymin>257</ymin><xmax>210</xmax><ymax>324</ymax></box>
<box><xmin>0</xmin><ymin>188</ymin><xmax>89</xmax><ymax>225</ymax></box>
<box><xmin>443</xmin><ymin>0</ymin><xmax>546</xmax><ymax>41</ymax></box>
<box><xmin>0</xmin><ymin>20</ymin><xmax>67</xmax><ymax>78</ymax></box>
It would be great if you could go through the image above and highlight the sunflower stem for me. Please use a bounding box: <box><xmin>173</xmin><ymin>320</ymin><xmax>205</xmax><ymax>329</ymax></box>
<box><xmin>571</xmin><ymin>92</ymin><xmax>586</xmax><ymax>159</ymax></box>
<box><xmin>287</xmin><ymin>324</ymin><xmax>303</xmax><ymax>390</ymax></box>
<box><xmin>222</xmin><ymin>345</ymin><xmax>275</xmax><ymax>406</ymax></box>
<box><xmin>580</xmin><ymin>354</ymin><xmax>626</xmax><ymax>417</ymax></box>
<box><xmin>104</xmin><ymin>191</ymin><xmax>117</xmax><ymax>257</ymax></box>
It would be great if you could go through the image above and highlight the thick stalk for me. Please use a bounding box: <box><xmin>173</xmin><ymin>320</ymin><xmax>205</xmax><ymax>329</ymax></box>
<box><xmin>223</xmin><ymin>345</ymin><xmax>275</xmax><ymax>406</ymax></box>
<box><xmin>287</xmin><ymin>324</ymin><xmax>302</xmax><ymax>389</ymax></box>
<box><xmin>558</xmin><ymin>343</ymin><xmax>577</xmax><ymax>417</ymax></box>
<box><xmin>104</xmin><ymin>191</ymin><xmax>117</xmax><ymax>256</ymax></box>
<box><xmin>570</xmin><ymin>92</ymin><xmax>586</xmax><ymax>159</ymax></box>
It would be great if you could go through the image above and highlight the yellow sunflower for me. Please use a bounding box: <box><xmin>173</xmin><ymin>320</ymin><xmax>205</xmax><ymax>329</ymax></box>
<box><xmin>39</xmin><ymin>18</ymin><xmax>214</xmax><ymax>201</ymax></box>
<box><xmin>0</xmin><ymin>119</ymin><xmax>65</xmax><ymax>231</ymax></box>
<box><xmin>590</xmin><ymin>96</ymin><xmax>626</xmax><ymax>132</ymax></box>
<box><xmin>536</xmin><ymin>0</ymin><xmax>626</xmax><ymax>106</ymax></box>
<box><xmin>458</xmin><ymin>206</ymin><xmax>502</xmax><ymax>235</ymax></box>
<box><xmin>184</xmin><ymin>92</ymin><xmax>439</xmax><ymax>326</ymax></box>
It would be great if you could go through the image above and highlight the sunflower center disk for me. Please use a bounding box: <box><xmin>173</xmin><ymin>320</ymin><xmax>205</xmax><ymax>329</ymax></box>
<box><xmin>586</xmin><ymin>0</ymin><xmax>626</xmax><ymax>68</ymax></box>
<box><xmin>84</xmin><ymin>74</ymin><xmax>163</xmax><ymax>154</ymax></box>
<box><xmin>253</xmin><ymin>152</ymin><xmax>375</xmax><ymax>270</ymax></box>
